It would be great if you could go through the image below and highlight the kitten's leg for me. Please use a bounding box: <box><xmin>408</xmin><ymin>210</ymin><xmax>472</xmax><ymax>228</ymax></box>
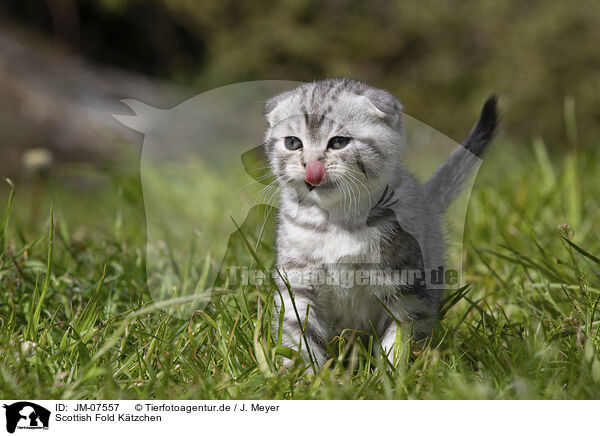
<box><xmin>378</xmin><ymin>321</ymin><xmax>399</xmax><ymax>361</ymax></box>
<box><xmin>273</xmin><ymin>286</ymin><xmax>328</xmax><ymax>370</ymax></box>
<box><xmin>377</xmin><ymin>296</ymin><xmax>436</xmax><ymax>360</ymax></box>
<box><xmin>378</xmin><ymin>318</ymin><xmax>434</xmax><ymax>364</ymax></box>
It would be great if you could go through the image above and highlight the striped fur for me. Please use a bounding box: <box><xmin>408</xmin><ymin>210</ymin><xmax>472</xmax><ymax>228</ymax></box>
<box><xmin>264</xmin><ymin>78</ymin><xmax>498</xmax><ymax>367</ymax></box>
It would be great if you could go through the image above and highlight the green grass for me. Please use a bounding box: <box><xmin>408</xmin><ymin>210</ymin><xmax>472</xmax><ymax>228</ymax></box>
<box><xmin>1</xmin><ymin>138</ymin><xmax>600</xmax><ymax>400</ymax></box>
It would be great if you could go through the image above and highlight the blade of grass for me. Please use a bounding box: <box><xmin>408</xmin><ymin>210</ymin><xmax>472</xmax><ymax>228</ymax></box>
<box><xmin>562</xmin><ymin>237</ymin><xmax>600</xmax><ymax>265</ymax></box>
<box><xmin>26</xmin><ymin>204</ymin><xmax>54</xmax><ymax>341</ymax></box>
<box><xmin>0</xmin><ymin>178</ymin><xmax>15</xmax><ymax>253</ymax></box>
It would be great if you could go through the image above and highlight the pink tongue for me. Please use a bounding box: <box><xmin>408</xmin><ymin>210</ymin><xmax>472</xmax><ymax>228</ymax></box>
<box><xmin>305</xmin><ymin>161</ymin><xmax>326</xmax><ymax>186</ymax></box>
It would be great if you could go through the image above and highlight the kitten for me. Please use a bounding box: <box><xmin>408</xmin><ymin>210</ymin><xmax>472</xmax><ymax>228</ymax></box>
<box><xmin>263</xmin><ymin>78</ymin><xmax>498</xmax><ymax>367</ymax></box>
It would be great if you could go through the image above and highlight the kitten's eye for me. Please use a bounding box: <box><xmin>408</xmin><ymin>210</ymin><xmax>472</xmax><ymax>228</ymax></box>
<box><xmin>328</xmin><ymin>136</ymin><xmax>351</xmax><ymax>150</ymax></box>
<box><xmin>284</xmin><ymin>136</ymin><xmax>303</xmax><ymax>150</ymax></box>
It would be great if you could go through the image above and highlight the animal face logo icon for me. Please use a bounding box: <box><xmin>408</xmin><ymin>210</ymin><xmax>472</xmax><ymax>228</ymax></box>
<box><xmin>3</xmin><ymin>402</ymin><xmax>50</xmax><ymax>433</ymax></box>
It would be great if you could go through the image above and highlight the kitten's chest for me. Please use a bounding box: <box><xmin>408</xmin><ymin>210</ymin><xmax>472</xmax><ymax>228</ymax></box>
<box><xmin>279</xmin><ymin>217</ymin><xmax>394</xmax><ymax>332</ymax></box>
<box><xmin>290</xmin><ymin>224</ymin><xmax>382</xmax><ymax>265</ymax></box>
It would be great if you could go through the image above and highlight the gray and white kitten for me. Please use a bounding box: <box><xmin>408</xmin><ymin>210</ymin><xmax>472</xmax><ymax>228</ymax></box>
<box><xmin>263</xmin><ymin>78</ymin><xmax>497</xmax><ymax>367</ymax></box>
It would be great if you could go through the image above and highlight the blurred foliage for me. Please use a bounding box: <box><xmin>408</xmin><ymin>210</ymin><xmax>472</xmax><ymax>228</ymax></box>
<box><xmin>2</xmin><ymin>0</ymin><xmax>600</xmax><ymax>148</ymax></box>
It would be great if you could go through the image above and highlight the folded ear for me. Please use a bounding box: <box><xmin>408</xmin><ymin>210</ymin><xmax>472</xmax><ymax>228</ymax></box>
<box><xmin>263</xmin><ymin>90</ymin><xmax>294</xmax><ymax>126</ymax></box>
<box><xmin>362</xmin><ymin>88</ymin><xmax>403</xmax><ymax>129</ymax></box>
<box><xmin>263</xmin><ymin>96</ymin><xmax>281</xmax><ymax>116</ymax></box>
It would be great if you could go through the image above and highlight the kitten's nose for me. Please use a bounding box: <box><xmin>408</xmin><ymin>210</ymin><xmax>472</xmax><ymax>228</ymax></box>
<box><xmin>305</xmin><ymin>161</ymin><xmax>327</xmax><ymax>186</ymax></box>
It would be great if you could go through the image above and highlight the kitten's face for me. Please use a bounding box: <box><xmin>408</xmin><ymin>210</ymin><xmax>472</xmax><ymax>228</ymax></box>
<box><xmin>264</xmin><ymin>80</ymin><xmax>404</xmax><ymax>214</ymax></box>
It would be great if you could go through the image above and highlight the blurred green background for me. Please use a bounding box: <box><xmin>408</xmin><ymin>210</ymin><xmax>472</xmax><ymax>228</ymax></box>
<box><xmin>1</xmin><ymin>0</ymin><xmax>599</xmax><ymax>178</ymax></box>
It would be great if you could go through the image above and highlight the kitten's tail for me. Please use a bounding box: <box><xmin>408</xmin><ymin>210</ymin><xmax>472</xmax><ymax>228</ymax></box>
<box><xmin>424</xmin><ymin>96</ymin><xmax>499</xmax><ymax>210</ymax></box>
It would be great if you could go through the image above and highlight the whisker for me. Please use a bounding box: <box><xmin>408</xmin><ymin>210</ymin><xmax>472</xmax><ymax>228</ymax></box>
<box><xmin>337</xmin><ymin>177</ymin><xmax>353</xmax><ymax>221</ymax></box>
<box><xmin>246</xmin><ymin>179</ymin><xmax>278</xmax><ymax>211</ymax></box>
<box><xmin>344</xmin><ymin>175</ymin><xmax>360</xmax><ymax>217</ymax></box>
<box><xmin>237</xmin><ymin>173</ymin><xmax>274</xmax><ymax>192</ymax></box>
<box><xmin>345</xmin><ymin>172</ymin><xmax>370</xmax><ymax>210</ymax></box>
<box><xmin>343</xmin><ymin>168</ymin><xmax>372</xmax><ymax>205</ymax></box>
<box><xmin>263</xmin><ymin>185</ymin><xmax>282</xmax><ymax>220</ymax></box>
